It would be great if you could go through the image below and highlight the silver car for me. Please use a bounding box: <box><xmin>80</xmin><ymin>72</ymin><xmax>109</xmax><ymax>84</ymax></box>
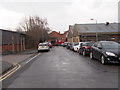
<box><xmin>38</xmin><ymin>43</ymin><xmax>50</xmax><ymax>52</ymax></box>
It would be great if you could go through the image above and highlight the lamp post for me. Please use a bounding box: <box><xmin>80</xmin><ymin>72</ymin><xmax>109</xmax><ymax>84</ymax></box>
<box><xmin>90</xmin><ymin>18</ymin><xmax>98</xmax><ymax>42</ymax></box>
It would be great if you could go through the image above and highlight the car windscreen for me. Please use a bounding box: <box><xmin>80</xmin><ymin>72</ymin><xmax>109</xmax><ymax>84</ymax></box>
<box><xmin>74</xmin><ymin>43</ymin><xmax>79</xmax><ymax>46</ymax></box>
<box><xmin>102</xmin><ymin>42</ymin><xmax>120</xmax><ymax>49</ymax></box>
<box><xmin>85</xmin><ymin>43</ymin><xmax>94</xmax><ymax>46</ymax></box>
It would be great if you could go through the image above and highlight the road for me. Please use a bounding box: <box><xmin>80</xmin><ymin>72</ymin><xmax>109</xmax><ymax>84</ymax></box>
<box><xmin>3</xmin><ymin>47</ymin><xmax>118</xmax><ymax>88</ymax></box>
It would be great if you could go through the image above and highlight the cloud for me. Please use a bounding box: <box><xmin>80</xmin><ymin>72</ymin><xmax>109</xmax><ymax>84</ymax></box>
<box><xmin>0</xmin><ymin>7</ymin><xmax>24</xmax><ymax>30</ymax></box>
<box><xmin>118</xmin><ymin>1</ymin><xmax>120</xmax><ymax>22</ymax></box>
<box><xmin>0</xmin><ymin>0</ymin><xmax>74</xmax><ymax>2</ymax></box>
<box><xmin>0</xmin><ymin>0</ymin><xmax>119</xmax><ymax>31</ymax></box>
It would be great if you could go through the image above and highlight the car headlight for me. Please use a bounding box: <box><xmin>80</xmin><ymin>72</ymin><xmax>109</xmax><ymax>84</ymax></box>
<box><xmin>105</xmin><ymin>52</ymin><xmax>116</xmax><ymax>56</ymax></box>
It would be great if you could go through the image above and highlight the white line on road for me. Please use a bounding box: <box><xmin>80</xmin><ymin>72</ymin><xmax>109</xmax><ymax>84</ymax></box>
<box><xmin>26</xmin><ymin>53</ymin><xmax>41</xmax><ymax>64</ymax></box>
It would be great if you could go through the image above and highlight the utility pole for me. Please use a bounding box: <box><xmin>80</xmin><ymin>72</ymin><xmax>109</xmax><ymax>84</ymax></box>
<box><xmin>91</xmin><ymin>18</ymin><xmax>98</xmax><ymax>42</ymax></box>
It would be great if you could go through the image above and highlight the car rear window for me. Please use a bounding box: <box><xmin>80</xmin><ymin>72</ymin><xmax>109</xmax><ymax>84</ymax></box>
<box><xmin>39</xmin><ymin>44</ymin><xmax>47</xmax><ymax>46</ymax></box>
<box><xmin>85</xmin><ymin>43</ymin><xmax>94</xmax><ymax>46</ymax></box>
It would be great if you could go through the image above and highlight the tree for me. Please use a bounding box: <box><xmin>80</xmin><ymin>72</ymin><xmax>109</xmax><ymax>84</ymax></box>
<box><xmin>16</xmin><ymin>16</ymin><xmax>51</xmax><ymax>48</ymax></box>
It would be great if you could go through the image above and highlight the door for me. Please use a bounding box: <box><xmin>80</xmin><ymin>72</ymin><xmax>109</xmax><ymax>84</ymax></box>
<box><xmin>92</xmin><ymin>42</ymin><xmax>98</xmax><ymax>59</ymax></box>
<box><xmin>95</xmin><ymin>43</ymin><xmax>102</xmax><ymax>60</ymax></box>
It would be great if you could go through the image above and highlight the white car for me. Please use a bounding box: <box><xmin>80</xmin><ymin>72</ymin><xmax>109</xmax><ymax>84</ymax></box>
<box><xmin>38</xmin><ymin>43</ymin><xmax>50</xmax><ymax>52</ymax></box>
<box><xmin>73</xmin><ymin>42</ymin><xmax>83</xmax><ymax>52</ymax></box>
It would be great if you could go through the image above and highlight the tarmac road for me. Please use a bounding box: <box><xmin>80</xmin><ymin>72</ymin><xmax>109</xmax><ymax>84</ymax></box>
<box><xmin>2</xmin><ymin>47</ymin><xmax>119</xmax><ymax>88</ymax></box>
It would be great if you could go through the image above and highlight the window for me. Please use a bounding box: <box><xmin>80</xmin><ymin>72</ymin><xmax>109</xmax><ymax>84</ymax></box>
<box><xmin>74</xmin><ymin>43</ymin><xmax>79</xmax><ymax>46</ymax></box>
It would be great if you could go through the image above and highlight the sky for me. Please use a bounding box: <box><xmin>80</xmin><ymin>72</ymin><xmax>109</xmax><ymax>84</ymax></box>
<box><xmin>0</xmin><ymin>0</ymin><xmax>119</xmax><ymax>32</ymax></box>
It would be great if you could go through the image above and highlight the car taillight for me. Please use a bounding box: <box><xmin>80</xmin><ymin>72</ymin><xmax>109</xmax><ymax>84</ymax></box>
<box><xmin>85</xmin><ymin>46</ymin><xmax>90</xmax><ymax>49</ymax></box>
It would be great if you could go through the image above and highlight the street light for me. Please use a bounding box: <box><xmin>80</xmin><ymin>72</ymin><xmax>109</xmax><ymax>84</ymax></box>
<box><xmin>90</xmin><ymin>18</ymin><xmax>98</xmax><ymax>42</ymax></box>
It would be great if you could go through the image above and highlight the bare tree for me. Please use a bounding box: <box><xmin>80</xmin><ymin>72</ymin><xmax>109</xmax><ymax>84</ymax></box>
<box><xmin>16</xmin><ymin>16</ymin><xmax>51</xmax><ymax>48</ymax></box>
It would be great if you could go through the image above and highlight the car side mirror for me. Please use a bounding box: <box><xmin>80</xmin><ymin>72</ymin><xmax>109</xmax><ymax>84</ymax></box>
<box><xmin>98</xmin><ymin>46</ymin><xmax>102</xmax><ymax>49</ymax></box>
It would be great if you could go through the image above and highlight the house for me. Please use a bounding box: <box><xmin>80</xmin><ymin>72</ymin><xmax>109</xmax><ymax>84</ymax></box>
<box><xmin>48</xmin><ymin>31</ymin><xmax>68</xmax><ymax>45</ymax></box>
<box><xmin>67</xmin><ymin>25</ymin><xmax>74</xmax><ymax>42</ymax></box>
<box><xmin>67</xmin><ymin>23</ymin><xmax>119</xmax><ymax>42</ymax></box>
<box><xmin>0</xmin><ymin>29</ymin><xmax>26</xmax><ymax>54</ymax></box>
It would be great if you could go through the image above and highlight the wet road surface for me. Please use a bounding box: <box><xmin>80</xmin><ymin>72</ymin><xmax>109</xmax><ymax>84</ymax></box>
<box><xmin>3</xmin><ymin>47</ymin><xmax>118</xmax><ymax>88</ymax></box>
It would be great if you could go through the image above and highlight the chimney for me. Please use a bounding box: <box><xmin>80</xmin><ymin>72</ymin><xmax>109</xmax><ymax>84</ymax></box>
<box><xmin>59</xmin><ymin>31</ymin><xmax>60</xmax><ymax>34</ymax></box>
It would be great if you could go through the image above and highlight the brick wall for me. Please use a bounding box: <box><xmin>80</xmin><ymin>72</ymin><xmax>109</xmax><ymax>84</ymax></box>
<box><xmin>2</xmin><ymin>44</ymin><xmax>22</xmax><ymax>52</ymax></box>
<box><xmin>48</xmin><ymin>31</ymin><xmax>67</xmax><ymax>41</ymax></box>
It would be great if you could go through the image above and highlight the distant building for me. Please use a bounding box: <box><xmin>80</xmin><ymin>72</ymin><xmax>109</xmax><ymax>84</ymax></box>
<box><xmin>48</xmin><ymin>31</ymin><xmax>68</xmax><ymax>45</ymax></box>
<box><xmin>0</xmin><ymin>29</ymin><xmax>26</xmax><ymax>54</ymax></box>
<box><xmin>67</xmin><ymin>25</ymin><xmax>74</xmax><ymax>42</ymax></box>
<box><xmin>67</xmin><ymin>23</ymin><xmax>119</xmax><ymax>42</ymax></box>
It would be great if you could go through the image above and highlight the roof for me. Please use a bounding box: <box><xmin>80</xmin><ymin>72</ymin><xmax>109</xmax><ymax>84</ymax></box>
<box><xmin>75</xmin><ymin>23</ymin><xmax>118</xmax><ymax>33</ymax></box>
<box><xmin>0</xmin><ymin>29</ymin><xmax>26</xmax><ymax>35</ymax></box>
<box><xmin>69</xmin><ymin>25</ymin><xmax>74</xmax><ymax>34</ymax></box>
<box><xmin>98</xmin><ymin>41</ymin><xmax>118</xmax><ymax>43</ymax></box>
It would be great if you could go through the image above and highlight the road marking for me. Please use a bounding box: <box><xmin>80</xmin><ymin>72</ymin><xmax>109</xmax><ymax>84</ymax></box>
<box><xmin>0</xmin><ymin>53</ymin><xmax>40</xmax><ymax>81</ymax></box>
<box><xmin>0</xmin><ymin>63</ymin><xmax>17</xmax><ymax>78</ymax></box>
<box><xmin>62</xmin><ymin>62</ymin><xmax>67</xmax><ymax>64</ymax></box>
<box><xmin>26</xmin><ymin>53</ymin><xmax>41</xmax><ymax>64</ymax></box>
<box><xmin>0</xmin><ymin>64</ymin><xmax>21</xmax><ymax>81</ymax></box>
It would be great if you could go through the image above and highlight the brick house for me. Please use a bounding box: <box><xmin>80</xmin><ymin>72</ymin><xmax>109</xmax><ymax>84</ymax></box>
<box><xmin>48</xmin><ymin>31</ymin><xmax>68</xmax><ymax>45</ymax></box>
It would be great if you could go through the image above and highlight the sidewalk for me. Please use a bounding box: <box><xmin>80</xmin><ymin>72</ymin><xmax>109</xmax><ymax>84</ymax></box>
<box><xmin>1</xmin><ymin>50</ymin><xmax>37</xmax><ymax>74</ymax></box>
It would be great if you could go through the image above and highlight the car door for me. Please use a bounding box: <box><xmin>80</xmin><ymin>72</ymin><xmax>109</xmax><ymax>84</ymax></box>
<box><xmin>79</xmin><ymin>43</ymin><xmax>83</xmax><ymax>54</ymax></box>
<box><xmin>74</xmin><ymin>43</ymin><xmax>79</xmax><ymax>51</ymax></box>
<box><xmin>92</xmin><ymin>42</ymin><xmax>98</xmax><ymax>59</ymax></box>
<box><xmin>95</xmin><ymin>43</ymin><xmax>103</xmax><ymax>60</ymax></box>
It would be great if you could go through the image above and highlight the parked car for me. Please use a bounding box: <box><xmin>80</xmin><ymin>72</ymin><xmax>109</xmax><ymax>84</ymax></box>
<box><xmin>63</xmin><ymin>42</ymin><xmax>69</xmax><ymax>47</ymax></box>
<box><xmin>78</xmin><ymin>42</ymin><xmax>94</xmax><ymax>56</ymax></box>
<box><xmin>66</xmin><ymin>43</ymin><xmax>71</xmax><ymax>49</ymax></box>
<box><xmin>38</xmin><ymin>43</ymin><xmax>50</xmax><ymax>52</ymax></box>
<box><xmin>69</xmin><ymin>43</ymin><xmax>75</xmax><ymax>50</ymax></box>
<box><xmin>90</xmin><ymin>41</ymin><xmax>120</xmax><ymax>65</ymax></box>
<box><xmin>73</xmin><ymin>42</ymin><xmax>83</xmax><ymax>52</ymax></box>
<box><xmin>60</xmin><ymin>43</ymin><xmax>64</xmax><ymax>46</ymax></box>
<box><xmin>118</xmin><ymin>40</ymin><xmax>120</xmax><ymax>44</ymax></box>
<box><xmin>48</xmin><ymin>43</ymin><xmax>53</xmax><ymax>48</ymax></box>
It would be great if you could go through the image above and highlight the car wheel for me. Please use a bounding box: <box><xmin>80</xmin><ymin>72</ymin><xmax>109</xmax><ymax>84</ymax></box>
<box><xmin>78</xmin><ymin>50</ymin><xmax>81</xmax><ymax>55</ymax></box>
<box><xmin>77</xmin><ymin>48</ymin><xmax>79</xmax><ymax>52</ymax></box>
<box><xmin>101</xmin><ymin>55</ymin><xmax>106</xmax><ymax>65</ymax></box>
<box><xmin>90</xmin><ymin>52</ymin><xmax>94</xmax><ymax>60</ymax></box>
<box><xmin>82</xmin><ymin>51</ymin><xmax>86</xmax><ymax>56</ymax></box>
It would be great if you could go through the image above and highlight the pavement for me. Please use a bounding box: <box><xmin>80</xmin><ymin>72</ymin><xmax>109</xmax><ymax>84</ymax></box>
<box><xmin>1</xmin><ymin>50</ymin><xmax>37</xmax><ymax>74</ymax></box>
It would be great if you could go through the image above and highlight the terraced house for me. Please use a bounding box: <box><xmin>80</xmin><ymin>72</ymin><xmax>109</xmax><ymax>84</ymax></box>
<box><xmin>67</xmin><ymin>22</ymin><xmax>119</xmax><ymax>42</ymax></box>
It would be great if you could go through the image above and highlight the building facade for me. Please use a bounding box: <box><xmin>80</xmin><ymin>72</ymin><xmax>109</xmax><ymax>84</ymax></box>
<box><xmin>48</xmin><ymin>31</ymin><xmax>68</xmax><ymax>45</ymax></box>
<box><xmin>67</xmin><ymin>25</ymin><xmax>74</xmax><ymax>42</ymax></box>
<box><xmin>67</xmin><ymin>23</ymin><xmax>119</xmax><ymax>42</ymax></box>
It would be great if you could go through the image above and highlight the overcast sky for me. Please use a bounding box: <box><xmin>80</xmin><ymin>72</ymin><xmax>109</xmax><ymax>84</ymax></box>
<box><xmin>0</xmin><ymin>0</ymin><xmax>119</xmax><ymax>32</ymax></box>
